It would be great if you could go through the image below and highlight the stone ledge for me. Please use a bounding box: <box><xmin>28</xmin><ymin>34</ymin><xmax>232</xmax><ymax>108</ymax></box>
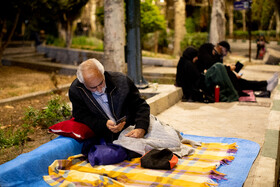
<box><xmin>0</xmin><ymin>84</ymin><xmax>71</xmax><ymax>106</ymax></box>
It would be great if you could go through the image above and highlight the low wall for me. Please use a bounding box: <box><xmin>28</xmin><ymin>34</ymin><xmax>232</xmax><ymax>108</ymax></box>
<box><xmin>37</xmin><ymin>45</ymin><xmax>176</xmax><ymax>66</ymax></box>
<box><xmin>37</xmin><ymin>45</ymin><xmax>104</xmax><ymax>65</ymax></box>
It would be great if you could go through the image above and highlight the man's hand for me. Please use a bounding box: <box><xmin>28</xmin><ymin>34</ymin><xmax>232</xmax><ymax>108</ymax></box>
<box><xmin>125</xmin><ymin>128</ymin><xmax>145</xmax><ymax>138</ymax></box>
<box><xmin>106</xmin><ymin>120</ymin><xmax>126</xmax><ymax>133</ymax></box>
<box><xmin>227</xmin><ymin>65</ymin><xmax>236</xmax><ymax>71</ymax></box>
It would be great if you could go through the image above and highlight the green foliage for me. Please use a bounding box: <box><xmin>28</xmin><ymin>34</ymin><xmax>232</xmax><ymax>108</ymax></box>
<box><xmin>252</xmin><ymin>0</ymin><xmax>275</xmax><ymax>30</ymax></box>
<box><xmin>72</xmin><ymin>36</ymin><xmax>103</xmax><ymax>50</ymax></box>
<box><xmin>140</xmin><ymin>1</ymin><xmax>166</xmax><ymax>36</ymax></box>
<box><xmin>233</xmin><ymin>30</ymin><xmax>277</xmax><ymax>40</ymax></box>
<box><xmin>260</xmin><ymin>0</ymin><xmax>275</xmax><ymax>30</ymax></box>
<box><xmin>180</xmin><ymin>32</ymin><xmax>208</xmax><ymax>50</ymax></box>
<box><xmin>24</xmin><ymin>95</ymin><xmax>71</xmax><ymax>129</ymax></box>
<box><xmin>46</xmin><ymin>35</ymin><xmax>104</xmax><ymax>51</ymax></box>
<box><xmin>46</xmin><ymin>35</ymin><xmax>65</xmax><ymax>47</ymax></box>
<box><xmin>233</xmin><ymin>30</ymin><xmax>248</xmax><ymax>38</ymax></box>
<box><xmin>0</xmin><ymin>95</ymin><xmax>71</xmax><ymax>149</ymax></box>
<box><xmin>185</xmin><ymin>18</ymin><xmax>196</xmax><ymax>33</ymax></box>
<box><xmin>96</xmin><ymin>7</ymin><xmax>104</xmax><ymax>26</ymax></box>
<box><xmin>0</xmin><ymin>124</ymin><xmax>30</xmax><ymax>149</ymax></box>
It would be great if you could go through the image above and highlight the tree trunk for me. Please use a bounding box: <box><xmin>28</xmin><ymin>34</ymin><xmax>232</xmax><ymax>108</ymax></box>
<box><xmin>0</xmin><ymin>11</ymin><xmax>20</xmax><ymax>66</ymax></box>
<box><xmin>66</xmin><ymin>20</ymin><xmax>73</xmax><ymax>48</ymax></box>
<box><xmin>80</xmin><ymin>0</ymin><xmax>98</xmax><ymax>36</ymax></box>
<box><xmin>57</xmin><ymin>22</ymin><xmax>66</xmax><ymax>44</ymax></box>
<box><xmin>154</xmin><ymin>31</ymin><xmax>158</xmax><ymax>54</ymax></box>
<box><xmin>173</xmin><ymin>0</ymin><xmax>186</xmax><ymax>56</ymax></box>
<box><xmin>227</xmin><ymin>1</ymin><xmax>234</xmax><ymax>38</ymax></box>
<box><xmin>103</xmin><ymin>0</ymin><xmax>125</xmax><ymax>72</ymax></box>
<box><xmin>268</xmin><ymin>11</ymin><xmax>276</xmax><ymax>31</ymax></box>
<box><xmin>242</xmin><ymin>10</ymin><xmax>246</xmax><ymax>32</ymax></box>
<box><xmin>276</xmin><ymin>8</ymin><xmax>280</xmax><ymax>40</ymax></box>
<box><xmin>209</xmin><ymin>0</ymin><xmax>226</xmax><ymax>45</ymax></box>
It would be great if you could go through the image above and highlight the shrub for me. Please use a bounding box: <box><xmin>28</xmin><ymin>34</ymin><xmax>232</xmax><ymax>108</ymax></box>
<box><xmin>233</xmin><ymin>30</ymin><xmax>248</xmax><ymax>39</ymax></box>
<box><xmin>180</xmin><ymin>32</ymin><xmax>208</xmax><ymax>51</ymax></box>
<box><xmin>46</xmin><ymin>35</ymin><xmax>65</xmax><ymax>47</ymax></box>
<box><xmin>71</xmin><ymin>36</ymin><xmax>103</xmax><ymax>51</ymax></box>
<box><xmin>185</xmin><ymin>17</ymin><xmax>196</xmax><ymax>33</ymax></box>
<box><xmin>46</xmin><ymin>35</ymin><xmax>104</xmax><ymax>51</ymax></box>
<box><xmin>23</xmin><ymin>95</ymin><xmax>71</xmax><ymax>129</ymax></box>
<box><xmin>0</xmin><ymin>124</ymin><xmax>30</xmax><ymax>149</ymax></box>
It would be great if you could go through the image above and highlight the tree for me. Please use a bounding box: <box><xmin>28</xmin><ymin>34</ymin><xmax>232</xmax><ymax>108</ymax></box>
<box><xmin>173</xmin><ymin>0</ymin><xmax>186</xmax><ymax>56</ymax></box>
<box><xmin>226</xmin><ymin>0</ymin><xmax>234</xmax><ymax>38</ymax></box>
<box><xmin>103</xmin><ymin>0</ymin><xmax>125</xmax><ymax>72</ymax></box>
<box><xmin>0</xmin><ymin>0</ymin><xmax>33</xmax><ymax>65</ymax></box>
<box><xmin>252</xmin><ymin>0</ymin><xmax>275</xmax><ymax>30</ymax></box>
<box><xmin>276</xmin><ymin>8</ymin><xmax>280</xmax><ymax>40</ymax></box>
<box><xmin>46</xmin><ymin>0</ymin><xmax>89</xmax><ymax>48</ymax></box>
<box><xmin>209</xmin><ymin>0</ymin><xmax>226</xmax><ymax>44</ymax></box>
<box><xmin>0</xmin><ymin>0</ymin><xmax>89</xmax><ymax>66</ymax></box>
<box><xmin>140</xmin><ymin>0</ymin><xmax>166</xmax><ymax>38</ymax></box>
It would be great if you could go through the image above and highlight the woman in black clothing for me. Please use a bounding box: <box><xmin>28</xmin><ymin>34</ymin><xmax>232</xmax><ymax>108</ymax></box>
<box><xmin>175</xmin><ymin>47</ymin><xmax>203</xmax><ymax>101</ymax></box>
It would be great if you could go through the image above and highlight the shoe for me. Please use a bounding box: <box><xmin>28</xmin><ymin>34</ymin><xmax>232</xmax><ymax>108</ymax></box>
<box><xmin>254</xmin><ymin>91</ymin><xmax>271</xmax><ymax>98</ymax></box>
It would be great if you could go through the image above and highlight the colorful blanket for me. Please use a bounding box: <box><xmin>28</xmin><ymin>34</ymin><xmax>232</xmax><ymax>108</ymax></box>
<box><xmin>44</xmin><ymin>142</ymin><xmax>237</xmax><ymax>187</ymax></box>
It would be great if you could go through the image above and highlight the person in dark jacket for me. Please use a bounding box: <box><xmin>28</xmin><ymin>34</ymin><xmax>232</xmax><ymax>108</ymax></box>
<box><xmin>176</xmin><ymin>47</ymin><xmax>204</xmax><ymax>101</ymax></box>
<box><xmin>198</xmin><ymin>41</ymin><xmax>230</xmax><ymax>71</ymax></box>
<box><xmin>69</xmin><ymin>58</ymin><xmax>150</xmax><ymax>143</ymax></box>
<box><xmin>198</xmin><ymin>41</ymin><xmax>278</xmax><ymax>97</ymax></box>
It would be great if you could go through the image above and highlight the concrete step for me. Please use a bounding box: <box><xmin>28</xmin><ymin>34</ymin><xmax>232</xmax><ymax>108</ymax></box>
<box><xmin>2</xmin><ymin>57</ymin><xmax>77</xmax><ymax>75</ymax></box>
<box><xmin>3</xmin><ymin>47</ymin><xmax>36</xmax><ymax>55</ymax></box>
<box><xmin>5</xmin><ymin>52</ymin><xmax>46</xmax><ymax>59</ymax></box>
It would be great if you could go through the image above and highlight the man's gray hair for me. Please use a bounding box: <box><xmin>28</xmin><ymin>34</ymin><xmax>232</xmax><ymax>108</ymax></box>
<box><xmin>77</xmin><ymin>58</ymin><xmax>105</xmax><ymax>83</ymax></box>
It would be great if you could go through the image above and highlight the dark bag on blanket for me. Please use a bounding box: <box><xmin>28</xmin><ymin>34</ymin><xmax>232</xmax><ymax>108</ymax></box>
<box><xmin>88</xmin><ymin>144</ymin><xmax>127</xmax><ymax>166</ymax></box>
<box><xmin>82</xmin><ymin>138</ymin><xmax>127</xmax><ymax>166</ymax></box>
<box><xmin>140</xmin><ymin>149</ymin><xmax>178</xmax><ymax>170</ymax></box>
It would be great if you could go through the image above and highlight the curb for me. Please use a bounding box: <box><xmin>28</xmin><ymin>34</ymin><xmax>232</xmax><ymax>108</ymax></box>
<box><xmin>253</xmin><ymin>84</ymin><xmax>280</xmax><ymax>186</ymax></box>
<box><xmin>144</xmin><ymin>84</ymin><xmax>182</xmax><ymax>116</ymax></box>
<box><xmin>0</xmin><ymin>84</ymin><xmax>71</xmax><ymax>106</ymax></box>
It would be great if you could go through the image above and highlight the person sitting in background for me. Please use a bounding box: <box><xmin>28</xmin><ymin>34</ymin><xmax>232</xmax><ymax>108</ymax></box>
<box><xmin>69</xmin><ymin>58</ymin><xmax>150</xmax><ymax>143</ymax></box>
<box><xmin>256</xmin><ymin>35</ymin><xmax>267</xmax><ymax>59</ymax></box>
<box><xmin>198</xmin><ymin>41</ymin><xmax>231</xmax><ymax>70</ymax></box>
<box><xmin>176</xmin><ymin>47</ymin><xmax>239</xmax><ymax>102</ymax></box>
<box><xmin>175</xmin><ymin>47</ymin><xmax>204</xmax><ymax>101</ymax></box>
<box><xmin>198</xmin><ymin>41</ymin><xmax>278</xmax><ymax>97</ymax></box>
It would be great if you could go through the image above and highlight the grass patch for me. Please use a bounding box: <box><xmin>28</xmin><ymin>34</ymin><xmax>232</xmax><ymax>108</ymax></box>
<box><xmin>0</xmin><ymin>124</ymin><xmax>30</xmax><ymax>149</ymax></box>
<box><xmin>8</xmin><ymin>92</ymin><xmax>18</xmax><ymax>97</ymax></box>
<box><xmin>0</xmin><ymin>95</ymin><xmax>71</xmax><ymax>149</ymax></box>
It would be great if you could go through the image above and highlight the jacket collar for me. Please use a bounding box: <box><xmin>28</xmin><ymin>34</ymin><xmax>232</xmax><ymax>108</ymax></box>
<box><xmin>104</xmin><ymin>71</ymin><xmax>117</xmax><ymax>95</ymax></box>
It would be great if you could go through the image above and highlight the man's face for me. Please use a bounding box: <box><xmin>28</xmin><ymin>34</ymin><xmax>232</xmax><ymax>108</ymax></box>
<box><xmin>220</xmin><ymin>46</ymin><xmax>228</xmax><ymax>56</ymax></box>
<box><xmin>84</xmin><ymin>72</ymin><xmax>106</xmax><ymax>94</ymax></box>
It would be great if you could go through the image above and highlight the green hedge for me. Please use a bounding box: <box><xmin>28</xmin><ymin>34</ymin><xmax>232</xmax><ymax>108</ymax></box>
<box><xmin>180</xmin><ymin>32</ymin><xmax>208</xmax><ymax>51</ymax></box>
<box><xmin>232</xmin><ymin>30</ymin><xmax>279</xmax><ymax>40</ymax></box>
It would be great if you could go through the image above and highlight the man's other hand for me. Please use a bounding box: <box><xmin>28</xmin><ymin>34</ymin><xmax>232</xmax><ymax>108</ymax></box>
<box><xmin>125</xmin><ymin>128</ymin><xmax>145</xmax><ymax>138</ymax></box>
<box><xmin>106</xmin><ymin>120</ymin><xmax>125</xmax><ymax>133</ymax></box>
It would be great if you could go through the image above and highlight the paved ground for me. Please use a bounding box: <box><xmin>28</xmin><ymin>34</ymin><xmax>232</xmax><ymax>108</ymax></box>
<box><xmin>143</xmin><ymin>55</ymin><xmax>280</xmax><ymax>186</ymax></box>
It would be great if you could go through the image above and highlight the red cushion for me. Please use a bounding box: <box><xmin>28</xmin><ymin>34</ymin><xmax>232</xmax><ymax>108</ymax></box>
<box><xmin>49</xmin><ymin>118</ymin><xmax>95</xmax><ymax>140</ymax></box>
